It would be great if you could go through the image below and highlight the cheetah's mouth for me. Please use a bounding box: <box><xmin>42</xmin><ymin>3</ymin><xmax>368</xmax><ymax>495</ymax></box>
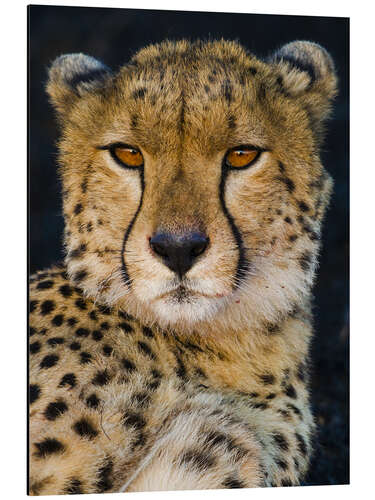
<box><xmin>156</xmin><ymin>283</ymin><xmax>228</xmax><ymax>302</ymax></box>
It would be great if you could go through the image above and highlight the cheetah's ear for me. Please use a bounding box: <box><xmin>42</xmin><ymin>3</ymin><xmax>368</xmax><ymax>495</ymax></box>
<box><xmin>47</xmin><ymin>53</ymin><xmax>112</xmax><ymax>116</ymax></box>
<box><xmin>270</xmin><ymin>41</ymin><xmax>338</xmax><ymax>139</ymax></box>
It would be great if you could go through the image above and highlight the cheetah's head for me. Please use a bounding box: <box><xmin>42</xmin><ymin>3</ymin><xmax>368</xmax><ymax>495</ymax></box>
<box><xmin>47</xmin><ymin>40</ymin><xmax>336</xmax><ymax>332</ymax></box>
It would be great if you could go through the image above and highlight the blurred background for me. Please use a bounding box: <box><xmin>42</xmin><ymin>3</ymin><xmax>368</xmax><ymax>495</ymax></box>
<box><xmin>28</xmin><ymin>5</ymin><xmax>349</xmax><ymax>486</ymax></box>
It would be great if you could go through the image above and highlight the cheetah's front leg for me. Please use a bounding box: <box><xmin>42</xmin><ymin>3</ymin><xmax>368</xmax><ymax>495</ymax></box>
<box><xmin>124</xmin><ymin>402</ymin><xmax>264</xmax><ymax>492</ymax></box>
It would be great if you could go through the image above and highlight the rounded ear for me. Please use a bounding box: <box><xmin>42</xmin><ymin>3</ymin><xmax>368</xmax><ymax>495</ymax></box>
<box><xmin>270</xmin><ymin>41</ymin><xmax>338</xmax><ymax>141</ymax></box>
<box><xmin>46</xmin><ymin>53</ymin><xmax>112</xmax><ymax>117</ymax></box>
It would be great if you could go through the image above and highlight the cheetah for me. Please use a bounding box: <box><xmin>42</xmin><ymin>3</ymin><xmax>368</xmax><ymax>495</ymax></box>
<box><xmin>29</xmin><ymin>39</ymin><xmax>337</xmax><ymax>494</ymax></box>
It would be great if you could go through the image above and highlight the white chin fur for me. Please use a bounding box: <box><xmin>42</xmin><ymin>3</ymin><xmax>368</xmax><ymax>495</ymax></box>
<box><xmin>148</xmin><ymin>295</ymin><xmax>224</xmax><ymax>328</ymax></box>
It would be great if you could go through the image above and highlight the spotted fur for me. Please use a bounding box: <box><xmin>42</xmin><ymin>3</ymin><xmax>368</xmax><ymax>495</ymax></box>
<box><xmin>29</xmin><ymin>39</ymin><xmax>336</xmax><ymax>494</ymax></box>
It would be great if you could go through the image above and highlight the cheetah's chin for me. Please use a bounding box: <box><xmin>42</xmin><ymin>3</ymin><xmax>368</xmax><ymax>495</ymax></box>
<box><xmin>149</xmin><ymin>293</ymin><xmax>227</xmax><ymax>327</ymax></box>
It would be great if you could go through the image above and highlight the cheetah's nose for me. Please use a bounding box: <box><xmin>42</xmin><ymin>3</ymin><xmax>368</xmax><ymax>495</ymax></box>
<box><xmin>149</xmin><ymin>231</ymin><xmax>209</xmax><ymax>278</ymax></box>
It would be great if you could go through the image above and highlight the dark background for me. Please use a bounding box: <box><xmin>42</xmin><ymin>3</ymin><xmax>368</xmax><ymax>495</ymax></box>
<box><xmin>28</xmin><ymin>5</ymin><xmax>349</xmax><ymax>486</ymax></box>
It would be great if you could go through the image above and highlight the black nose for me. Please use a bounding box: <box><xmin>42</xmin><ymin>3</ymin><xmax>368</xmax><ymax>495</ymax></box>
<box><xmin>150</xmin><ymin>231</ymin><xmax>209</xmax><ymax>278</ymax></box>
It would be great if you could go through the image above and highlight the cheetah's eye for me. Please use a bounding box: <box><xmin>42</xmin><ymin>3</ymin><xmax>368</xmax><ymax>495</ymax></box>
<box><xmin>110</xmin><ymin>144</ymin><xmax>144</xmax><ymax>168</ymax></box>
<box><xmin>225</xmin><ymin>147</ymin><xmax>260</xmax><ymax>169</ymax></box>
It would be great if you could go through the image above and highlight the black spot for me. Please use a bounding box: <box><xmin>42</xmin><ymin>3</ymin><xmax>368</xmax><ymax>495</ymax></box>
<box><xmin>252</xmin><ymin>402</ymin><xmax>268</xmax><ymax>410</ymax></box>
<box><xmin>222</xmin><ymin>79</ymin><xmax>232</xmax><ymax>102</ymax></box>
<box><xmin>273</xmin><ymin>433</ymin><xmax>289</xmax><ymax>451</ymax></box>
<box><xmin>286</xmin><ymin>403</ymin><xmax>302</xmax><ymax>417</ymax></box>
<box><xmin>132</xmin><ymin>87</ymin><xmax>147</xmax><ymax>99</ymax></box>
<box><xmin>249</xmin><ymin>66</ymin><xmax>257</xmax><ymax>76</ymax></box>
<box><xmin>40</xmin><ymin>300</ymin><xmax>56</xmax><ymax>315</ymax></box>
<box><xmin>30</xmin><ymin>384</ymin><xmax>41</xmax><ymax>404</ymax></box>
<box><xmin>47</xmin><ymin>337</ymin><xmax>65</xmax><ymax>346</ymax></box>
<box><xmin>278</xmin><ymin>409</ymin><xmax>291</xmax><ymax>419</ymax></box>
<box><xmin>299</xmin><ymin>252</ymin><xmax>312</xmax><ymax>272</ymax></box>
<box><xmin>86</xmin><ymin>393</ymin><xmax>100</xmax><ymax>409</ymax></box>
<box><xmin>222</xmin><ymin>476</ymin><xmax>246</xmax><ymax>488</ymax></box>
<box><xmin>147</xmin><ymin>379</ymin><xmax>160</xmax><ymax>391</ymax></box>
<box><xmin>76</xmin><ymin>327</ymin><xmax>90</xmax><ymax>337</ymax></box>
<box><xmin>36</xmin><ymin>272</ymin><xmax>49</xmax><ymax>280</ymax></box>
<box><xmin>69</xmin><ymin>342</ymin><xmax>81</xmax><ymax>351</ymax></box>
<box><xmin>103</xmin><ymin>344</ymin><xmax>113</xmax><ymax>356</ymax></box>
<box><xmin>266</xmin><ymin>323</ymin><xmax>280</xmax><ymax>334</ymax></box>
<box><xmin>266</xmin><ymin>393</ymin><xmax>276</xmax><ymax>400</ymax></box>
<box><xmin>67</xmin><ymin>317</ymin><xmax>77</xmax><ymax>326</ymax></box>
<box><xmin>118</xmin><ymin>310</ymin><xmax>134</xmax><ymax>321</ymax></box>
<box><xmin>122</xmin><ymin>358</ymin><xmax>136</xmax><ymax>372</ymax></box>
<box><xmin>281</xmin><ymin>478</ymin><xmax>293</xmax><ymax>487</ymax></box>
<box><xmin>277</xmin><ymin>176</ymin><xmax>296</xmax><ymax>193</ymax></box>
<box><xmin>276</xmin><ymin>75</ymin><xmax>284</xmax><ymax>87</ymax></box>
<box><xmin>137</xmin><ymin>341</ymin><xmax>156</xmax><ymax>359</ymax></box>
<box><xmin>92</xmin><ymin>330</ymin><xmax>103</xmax><ymax>341</ymax></box>
<box><xmin>298</xmin><ymin>200</ymin><xmax>310</xmax><ymax>212</ymax></box>
<box><xmin>74</xmin><ymin>203</ymin><xmax>83</xmax><ymax>215</ymax></box>
<box><xmin>259</xmin><ymin>373</ymin><xmax>275</xmax><ymax>385</ymax></box>
<box><xmin>123</xmin><ymin>411</ymin><xmax>146</xmax><ymax>430</ymax></box>
<box><xmin>69</xmin><ymin>243</ymin><xmax>87</xmax><ymax>259</ymax></box>
<box><xmin>64</xmin><ymin>478</ymin><xmax>83</xmax><ymax>494</ymax></box>
<box><xmin>73</xmin><ymin>269</ymin><xmax>88</xmax><ymax>283</ymax></box>
<box><xmin>81</xmin><ymin>178</ymin><xmax>88</xmax><ymax>193</ymax></box>
<box><xmin>89</xmin><ymin>311</ymin><xmax>98</xmax><ymax>321</ymax></box>
<box><xmin>195</xmin><ymin>367</ymin><xmax>206</xmax><ymax>379</ymax></box>
<box><xmin>132</xmin><ymin>431</ymin><xmax>148</xmax><ymax>449</ymax></box>
<box><xmin>59</xmin><ymin>373</ymin><xmax>77</xmax><ymax>388</ymax></box>
<box><xmin>51</xmin><ymin>314</ymin><xmax>64</xmax><ymax>327</ymax></box>
<box><xmin>297</xmin><ymin>363</ymin><xmax>306</xmax><ymax>382</ymax></box>
<box><xmin>288</xmin><ymin>234</ymin><xmax>298</xmax><ymax>242</ymax></box>
<box><xmin>151</xmin><ymin>368</ymin><xmax>162</xmax><ymax>379</ymax></box>
<box><xmin>142</xmin><ymin>326</ymin><xmax>154</xmax><ymax>338</ymax></box>
<box><xmin>30</xmin><ymin>341</ymin><xmax>41</xmax><ymax>354</ymax></box>
<box><xmin>86</xmin><ymin>221</ymin><xmax>93</xmax><ymax>232</ymax></box>
<box><xmin>258</xmin><ymin>82</ymin><xmax>266</xmax><ymax>100</ymax></box>
<box><xmin>100</xmin><ymin>321</ymin><xmax>110</xmax><ymax>330</ymax></box>
<box><xmin>75</xmin><ymin>298</ymin><xmax>87</xmax><ymax>310</ymax></box>
<box><xmin>130</xmin><ymin>115</ymin><xmax>138</xmax><ymax>129</ymax></box>
<box><xmin>92</xmin><ymin>369</ymin><xmax>110</xmax><ymax>386</ymax></box>
<box><xmin>29</xmin><ymin>326</ymin><xmax>36</xmax><ymax>337</ymax></box>
<box><xmin>40</xmin><ymin>354</ymin><xmax>59</xmax><ymax>369</ymax></box>
<box><xmin>180</xmin><ymin>449</ymin><xmax>215</xmax><ymax>471</ymax></box>
<box><xmin>96</xmin><ymin>459</ymin><xmax>113</xmax><ymax>492</ymax></box>
<box><xmin>44</xmin><ymin>400</ymin><xmax>68</xmax><ymax>421</ymax></box>
<box><xmin>30</xmin><ymin>300</ymin><xmax>38</xmax><ymax>313</ymax></box>
<box><xmin>35</xmin><ymin>438</ymin><xmax>65</xmax><ymax>457</ymax></box>
<box><xmin>295</xmin><ymin>432</ymin><xmax>307</xmax><ymax>456</ymax></box>
<box><xmin>73</xmin><ymin>418</ymin><xmax>98</xmax><ymax>439</ymax></box>
<box><xmin>98</xmin><ymin>304</ymin><xmax>111</xmax><ymax>315</ymax></box>
<box><xmin>133</xmin><ymin>392</ymin><xmax>151</xmax><ymax>407</ymax></box>
<box><xmin>284</xmin><ymin>216</ymin><xmax>293</xmax><ymax>224</ymax></box>
<box><xmin>119</xmin><ymin>322</ymin><xmax>133</xmax><ymax>333</ymax></box>
<box><xmin>276</xmin><ymin>458</ymin><xmax>288</xmax><ymax>470</ymax></box>
<box><xmin>36</xmin><ymin>280</ymin><xmax>54</xmax><ymax>290</ymax></box>
<box><xmin>204</xmin><ymin>431</ymin><xmax>227</xmax><ymax>448</ymax></box>
<box><xmin>80</xmin><ymin>351</ymin><xmax>92</xmax><ymax>364</ymax></box>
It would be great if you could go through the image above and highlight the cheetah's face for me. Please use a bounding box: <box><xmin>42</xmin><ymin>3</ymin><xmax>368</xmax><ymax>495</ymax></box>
<box><xmin>48</xmin><ymin>40</ymin><xmax>336</xmax><ymax>330</ymax></box>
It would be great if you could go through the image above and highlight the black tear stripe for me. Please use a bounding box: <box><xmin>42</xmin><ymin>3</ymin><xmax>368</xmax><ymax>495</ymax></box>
<box><xmin>121</xmin><ymin>168</ymin><xmax>145</xmax><ymax>287</ymax></box>
<box><xmin>219</xmin><ymin>163</ymin><xmax>250</xmax><ymax>288</ymax></box>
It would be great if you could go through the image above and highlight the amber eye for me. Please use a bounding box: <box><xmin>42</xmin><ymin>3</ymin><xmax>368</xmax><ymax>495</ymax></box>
<box><xmin>225</xmin><ymin>147</ymin><xmax>260</xmax><ymax>169</ymax></box>
<box><xmin>111</xmin><ymin>145</ymin><xmax>144</xmax><ymax>168</ymax></box>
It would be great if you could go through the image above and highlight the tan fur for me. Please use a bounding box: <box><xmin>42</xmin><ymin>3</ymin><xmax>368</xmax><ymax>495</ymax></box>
<box><xmin>29</xmin><ymin>39</ymin><xmax>336</xmax><ymax>494</ymax></box>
